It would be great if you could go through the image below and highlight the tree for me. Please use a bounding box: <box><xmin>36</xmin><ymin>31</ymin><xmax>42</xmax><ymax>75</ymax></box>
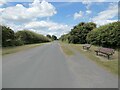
<box><xmin>46</xmin><ymin>34</ymin><xmax>52</xmax><ymax>39</ymax></box>
<box><xmin>52</xmin><ymin>35</ymin><xmax>57</xmax><ymax>40</ymax></box>
<box><xmin>1</xmin><ymin>25</ymin><xmax>51</xmax><ymax>47</ymax></box>
<box><xmin>2</xmin><ymin>25</ymin><xmax>15</xmax><ymax>47</ymax></box>
<box><xmin>87</xmin><ymin>21</ymin><xmax>120</xmax><ymax>48</ymax></box>
<box><xmin>61</xmin><ymin>22</ymin><xmax>96</xmax><ymax>44</ymax></box>
<box><xmin>59</xmin><ymin>34</ymin><xmax>70</xmax><ymax>42</ymax></box>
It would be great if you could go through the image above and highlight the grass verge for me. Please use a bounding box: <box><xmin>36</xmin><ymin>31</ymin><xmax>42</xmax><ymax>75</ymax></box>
<box><xmin>2</xmin><ymin>43</ymin><xmax>43</xmax><ymax>55</ymax></box>
<box><xmin>60</xmin><ymin>43</ymin><xmax>74</xmax><ymax>56</ymax></box>
<box><xmin>69</xmin><ymin>44</ymin><xmax>118</xmax><ymax>75</ymax></box>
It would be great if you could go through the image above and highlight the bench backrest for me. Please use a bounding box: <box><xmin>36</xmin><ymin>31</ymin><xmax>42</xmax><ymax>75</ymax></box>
<box><xmin>84</xmin><ymin>44</ymin><xmax>91</xmax><ymax>48</ymax></box>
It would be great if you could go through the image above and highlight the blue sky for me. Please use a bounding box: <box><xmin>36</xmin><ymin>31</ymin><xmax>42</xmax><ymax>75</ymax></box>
<box><xmin>0</xmin><ymin>0</ymin><xmax>118</xmax><ymax>37</ymax></box>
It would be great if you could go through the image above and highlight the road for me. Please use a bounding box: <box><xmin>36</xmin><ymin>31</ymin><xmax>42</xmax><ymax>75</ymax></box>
<box><xmin>2</xmin><ymin>42</ymin><xmax>118</xmax><ymax>88</ymax></box>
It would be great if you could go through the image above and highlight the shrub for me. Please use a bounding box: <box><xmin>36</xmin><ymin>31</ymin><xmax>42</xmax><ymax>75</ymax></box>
<box><xmin>1</xmin><ymin>25</ymin><xmax>50</xmax><ymax>47</ymax></box>
<box><xmin>15</xmin><ymin>30</ymin><xmax>50</xmax><ymax>44</ymax></box>
<box><xmin>60</xmin><ymin>22</ymin><xmax>96</xmax><ymax>44</ymax></box>
<box><xmin>2</xmin><ymin>25</ymin><xmax>15</xmax><ymax>47</ymax></box>
<box><xmin>87</xmin><ymin>21</ymin><xmax>120</xmax><ymax>48</ymax></box>
<box><xmin>13</xmin><ymin>39</ymin><xmax>24</xmax><ymax>46</ymax></box>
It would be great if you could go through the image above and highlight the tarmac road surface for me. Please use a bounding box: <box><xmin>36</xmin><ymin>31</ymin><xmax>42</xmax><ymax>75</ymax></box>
<box><xmin>2</xmin><ymin>41</ymin><xmax>118</xmax><ymax>88</ymax></box>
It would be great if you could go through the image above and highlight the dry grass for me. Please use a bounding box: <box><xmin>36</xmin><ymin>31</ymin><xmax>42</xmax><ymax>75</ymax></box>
<box><xmin>2</xmin><ymin>43</ymin><xmax>43</xmax><ymax>55</ymax></box>
<box><xmin>60</xmin><ymin>43</ymin><xmax>74</xmax><ymax>56</ymax></box>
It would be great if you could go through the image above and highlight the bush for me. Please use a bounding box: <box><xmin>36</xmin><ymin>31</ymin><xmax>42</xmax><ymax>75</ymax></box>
<box><xmin>1</xmin><ymin>25</ymin><xmax>50</xmax><ymax>47</ymax></box>
<box><xmin>2</xmin><ymin>25</ymin><xmax>15</xmax><ymax>47</ymax></box>
<box><xmin>15</xmin><ymin>30</ymin><xmax>50</xmax><ymax>44</ymax></box>
<box><xmin>51</xmin><ymin>35</ymin><xmax>57</xmax><ymax>40</ymax></box>
<box><xmin>13</xmin><ymin>39</ymin><xmax>24</xmax><ymax>46</ymax></box>
<box><xmin>60</xmin><ymin>22</ymin><xmax>96</xmax><ymax>44</ymax></box>
<box><xmin>87</xmin><ymin>21</ymin><xmax>120</xmax><ymax>48</ymax></box>
<box><xmin>59</xmin><ymin>34</ymin><xmax>70</xmax><ymax>43</ymax></box>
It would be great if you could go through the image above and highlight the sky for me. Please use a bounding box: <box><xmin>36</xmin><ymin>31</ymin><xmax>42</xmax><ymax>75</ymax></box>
<box><xmin>0</xmin><ymin>0</ymin><xmax>118</xmax><ymax>37</ymax></box>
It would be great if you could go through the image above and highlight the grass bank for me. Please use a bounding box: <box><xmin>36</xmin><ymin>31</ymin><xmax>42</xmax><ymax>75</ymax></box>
<box><xmin>2</xmin><ymin>43</ymin><xmax>43</xmax><ymax>55</ymax></box>
<box><xmin>68</xmin><ymin>44</ymin><xmax>118</xmax><ymax>75</ymax></box>
<box><xmin>60</xmin><ymin>43</ymin><xmax>74</xmax><ymax>56</ymax></box>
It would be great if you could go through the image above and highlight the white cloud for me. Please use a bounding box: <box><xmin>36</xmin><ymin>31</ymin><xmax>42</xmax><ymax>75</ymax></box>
<box><xmin>0</xmin><ymin>0</ymin><xmax>7</xmax><ymax>6</ymax></box>
<box><xmin>28</xmin><ymin>0</ymin><xmax>57</xmax><ymax>17</ymax></box>
<box><xmin>86</xmin><ymin>10</ymin><xmax>91</xmax><ymax>14</ymax></box>
<box><xmin>82</xmin><ymin>0</ymin><xmax>92</xmax><ymax>10</ymax></box>
<box><xmin>81</xmin><ymin>0</ymin><xmax>92</xmax><ymax>17</ymax></box>
<box><xmin>82</xmin><ymin>0</ymin><xmax>105</xmax><ymax>15</ymax></box>
<box><xmin>1</xmin><ymin>0</ymin><xmax>57</xmax><ymax>23</ymax></box>
<box><xmin>0</xmin><ymin>0</ymin><xmax>71</xmax><ymax>37</ymax></box>
<box><xmin>82</xmin><ymin>0</ymin><xmax>91</xmax><ymax>4</ymax></box>
<box><xmin>1</xmin><ymin>20</ymin><xmax>71</xmax><ymax>37</ymax></box>
<box><xmin>92</xmin><ymin>4</ymin><xmax>117</xmax><ymax>21</ymax></box>
<box><xmin>0</xmin><ymin>8</ymin><xmax>4</xmax><ymax>12</ymax></box>
<box><xmin>73</xmin><ymin>9</ymin><xmax>91</xmax><ymax>20</ymax></box>
<box><xmin>91</xmin><ymin>3</ymin><xmax>118</xmax><ymax>26</ymax></box>
<box><xmin>82</xmin><ymin>0</ymin><xmax>105</xmax><ymax>3</ymax></box>
<box><xmin>94</xmin><ymin>20</ymin><xmax>117</xmax><ymax>26</ymax></box>
<box><xmin>74</xmin><ymin>11</ymin><xmax>83</xmax><ymax>20</ymax></box>
<box><xmin>24</xmin><ymin>21</ymin><xmax>71</xmax><ymax>37</ymax></box>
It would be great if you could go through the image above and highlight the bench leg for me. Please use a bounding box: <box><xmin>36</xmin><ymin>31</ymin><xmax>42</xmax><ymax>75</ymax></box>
<box><xmin>87</xmin><ymin>47</ymin><xmax>89</xmax><ymax>50</ymax></box>
<box><xmin>96</xmin><ymin>52</ymin><xmax>98</xmax><ymax>56</ymax></box>
<box><xmin>107</xmin><ymin>55</ymin><xmax>110</xmax><ymax>59</ymax></box>
<box><xmin>83</xmin><ymin>46</ymin><xmax>84</xmax><ymax>49</ymax></box>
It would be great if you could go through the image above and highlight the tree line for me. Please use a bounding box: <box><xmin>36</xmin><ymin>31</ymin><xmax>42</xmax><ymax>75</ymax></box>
<box><xmin>1</xmin><ymin>25</ymin><xmax>57</xmax><ymax>47</ymax></box>
<box><xmin>59</xmin><ymin>21</ymin><xmax>120</xmax><ymax>49</ymax></box>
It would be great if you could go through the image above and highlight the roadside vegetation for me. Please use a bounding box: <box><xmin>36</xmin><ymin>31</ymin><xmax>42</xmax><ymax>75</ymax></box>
<box><xmin>60</xmin><ymin>21</ymin><xmax>120</xmax><ymax>49</ymax></box>
<box><xmin>59</xmin><ymin>21</ymin><xmax>119</xmax><ymax>75</ymax></box>
<box><xmin>87</xmin><ymin>22</ymin><xmax>120</xmax><ymax>49</ymax></box>
<box><xmin>2</xmin><ymin>43</ymin><xmax>43</xmax><ymax>55</ymax></box>
<box><xmin>60</xmin><ymin>43</ymin><xmax>74</xmax><ymax>56</ymax></box>
<box><xmin>69</xmin><ymin>44</ymin><xmax>118</xmax><ymax>75</ymax></box>
<box><xmin>60</xmin><ymin>22</ymin><xmax>96</xmax><ymax>44</ymax></box>
<box><xmin>46</xmin><ymin>34</ymin><xmax>58</xmax><ymax>41</ymax></box>
<box><xmin>1</xmin><ymin>25</ymin><xmax>59</xmax><ymax>55</ymax></box>
<box><xmin>1</xmin><ymin>25</ymin><xmax>50</xmax><ymax>47</ymax></box>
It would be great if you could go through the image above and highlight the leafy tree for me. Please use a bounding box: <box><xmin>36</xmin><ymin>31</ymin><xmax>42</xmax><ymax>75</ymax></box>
<box><xmin>46</xmin><ymin>34</ymin><xmax>52</xmax><ymax>39</ymax></box>
<box><xmin>59</xmin><ymin>34</ymin><xmax>70</xmax><ymax>42</ymax></box>
<box><xmin>2</xmin><ymin>25</ymin><xmax>15</xmax><ymax>47</ymax></box>
<box><xmin>87</xmin><ymin>21</ymin><xmax>120</xmax><ymax>48</ymax></box>
<box><xmin>61</xmin><ymin>22</ymin><xmax>96</xmax><ymax>44</ymax></box>
<box><xmin>52</xmin><ymin>35</ymin><xmax>57</xmax><ymax>40</ymax></box>
<box><xmin>46</xmin><ymin>34</ymin><xmax>53</xmax><ymax>41</ymax></box>
<box><xmin>1</xmin><ymin>26</ymin><xmax>50</xmax><ymax>47</ymax></box>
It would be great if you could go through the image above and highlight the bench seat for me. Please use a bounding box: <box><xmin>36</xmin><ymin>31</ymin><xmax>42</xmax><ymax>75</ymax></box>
<box><xmin>83</xmin><ymin>44</ymin><xmax>91</xmax><ymax>50</ymax></box>
<box><xmin>95</xmin><ymin>47</ymin><xmax>115</xmax><ymax>59</ymax></box>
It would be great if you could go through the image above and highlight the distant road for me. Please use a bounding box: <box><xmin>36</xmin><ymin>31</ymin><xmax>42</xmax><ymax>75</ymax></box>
<box><xmin>2</xmin><ymin>41</ymin><xmax>118</xmax><ymax>88</ymax></box>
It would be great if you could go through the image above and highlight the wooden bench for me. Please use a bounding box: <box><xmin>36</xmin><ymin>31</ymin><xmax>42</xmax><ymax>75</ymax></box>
<box><xmin>95</xmin><ymin>47</ymin><xmax>115</xmax><ymax>59</ymax></box>
<box><xmin>83</xmin><ymin>44</ymin><xmax>92</xmax><ymax>50</ymax></box>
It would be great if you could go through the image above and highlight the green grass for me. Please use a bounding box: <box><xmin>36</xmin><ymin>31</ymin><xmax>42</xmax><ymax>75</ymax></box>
<box><xmin>68</xmin><ymin>44</ymin><xmax>118</xmax><ymax>75</ymax></box>
<box><xmin>2</xmin><ymin>43</ymin><xmax>43</xmax><ymax>55</ymax></box>
<box><xmin>60</xmin><ymin>43</ymin><xmax>74</xmax><ymax>56</ymax></box>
